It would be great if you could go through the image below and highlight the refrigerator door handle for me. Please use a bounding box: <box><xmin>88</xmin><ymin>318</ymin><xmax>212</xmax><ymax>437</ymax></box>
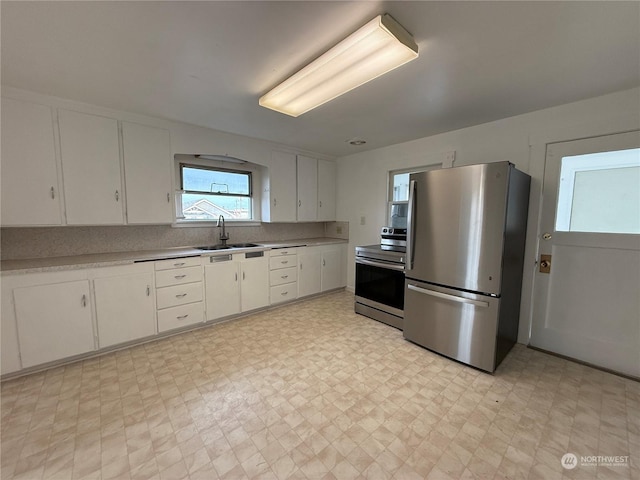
<box><xmin>406</xmin><ymin>179</ymin><xmax>416</xmax><ymax>270</ymax></box>
<box><xmin>407</xmin><ymin>284</ymin><xmax>490</xmax><ymax>308</ymax></box>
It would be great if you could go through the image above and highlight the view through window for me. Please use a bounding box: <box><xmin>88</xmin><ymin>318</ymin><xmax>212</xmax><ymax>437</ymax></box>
<box><xmin>180</xmin><ymin>165</ymin><xmax>252</xmax><ymax>221</ymax></box>
<box><xmin>556</xmin><ymin>148</ymin><xmax>640</xmax><ymax>234</ymax></box>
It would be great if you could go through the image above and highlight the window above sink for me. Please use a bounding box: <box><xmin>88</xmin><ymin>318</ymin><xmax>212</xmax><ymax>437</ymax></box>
<box><xmin>174</xmin><ymin>154</ymin><xmax>262</xmax><ymax>225</ymax></box>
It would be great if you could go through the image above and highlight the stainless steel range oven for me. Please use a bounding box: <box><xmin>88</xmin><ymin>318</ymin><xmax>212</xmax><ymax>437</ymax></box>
<box><xmin>355</xmin><ymin>228</ymin><xmax>406</xmax><ymax>330</ymax></box>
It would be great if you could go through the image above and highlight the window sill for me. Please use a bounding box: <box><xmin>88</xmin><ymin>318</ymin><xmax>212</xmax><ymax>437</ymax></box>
<box><xmin>172</xmin><ymin>220</ymin><xmax>262</xmax><ymax>228</ymax></box>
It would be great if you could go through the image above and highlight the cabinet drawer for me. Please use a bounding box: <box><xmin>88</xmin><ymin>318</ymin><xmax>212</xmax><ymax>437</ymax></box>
<box><xmin>269</xmin><ymin>255</ymin><xmax>297</xmax><ymax>270</ymax></box>
<box><xmin>155</xmin><ymin>257</ymin><xmax>201</xmax><ymax>271</ymax></box>
<box><xmin>156</xmin><ymin>282</ymin><xmax>203</xmax><ymax>309</ymax></box>
<box><xmin>157</xmin><ymin>302</ymin><xmax>204</xmax><ymax>332</ymax></box>
<box><xmin>270</xmin><ymin>247</ymin><xmax>299</xmax><ymax>257</ymax></box>
<box><xmin>155</xmin><ymin>266</ymin><xmax>202</xmax><ymax>287</ymax></box>
<box><xmin>269</xmin><ymin>266</ymin><xmax>298</xmax><ymax>286</ymax></box>
<box><xmin>270</xmin><ymin>283</ymin><xmax>298</xmax><ymax>304</ymax></box>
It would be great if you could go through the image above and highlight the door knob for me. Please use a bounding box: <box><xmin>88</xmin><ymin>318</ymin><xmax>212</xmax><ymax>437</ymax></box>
<box><xmin>539</xmin><ymin>254</ymin><xmax>551</xmax><ymax>273</ymax></box>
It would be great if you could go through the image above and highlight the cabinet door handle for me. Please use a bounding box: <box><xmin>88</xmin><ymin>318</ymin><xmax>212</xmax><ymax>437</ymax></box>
<box><xmin>235</xmin><ymin>272</ymin><xmax>238</xmax><ymax>281</ymax></box>
<box><xmin>167</xmin><ymin>192</ymin><xmax>171</xmax><ymax>203</ymax></box>
<box><xmin>273</xmin><ymin>198</ymin><xmax>277</xmax><ymax>207</ymax></box>
<box><xmin>177</xmin><ymin>314</ymin><xmax>189</xmax><ymax>320</ymax></box>
<box><xmin>243</xmin><ymin>271</ymin><xmax>245</xmax><ymax>280</ymax></box>
<box><xmin>50</xmin><ymin>186</ymin><xmax>56</xmax><ymax>199</ymax></box>
<box><xmin>281</xmin><ymin>275</ymin><xmax>288</xmax><ymax>279</ymax></box>
<box><xmin>176</xmin><ymin>293</ymin><xmax>187</xmax><ymax>298</ymax></box>
<box><xmin>300</xmin><ymin>263</ymin><xmax>303</xmax><ymax>270</ymax></box>
<box><xmin>319</xmin><ymin>200</ymin><xmax>322</xmax><ymax>207</ymax></box>
<box><xmin>322</xmin><ymin>259</ymin><xmax>326</xmax><ymax>266</ymax></box>
<box><xmin>298</xmin><ymin>200</ymin><xmax>302</xmax><ymax>207</ymax></box>
<box><xmin>146</xmin><ymin>286</ymin><xmax>150</xmax><ymax>296</ymax></box>
<box><xmin>115</xmin><ymin>190</ymin><xmax>120</xmax><ymax>202</ymax></box>
<box><xmin>174</xmin><ymin>274</ymin><xmax>187</xmax><ymax>279</ymax></box>
<box><xmin>81</xmin><ymin>294</ymin><xmax>87</xmax><ymax>307</ymax></box>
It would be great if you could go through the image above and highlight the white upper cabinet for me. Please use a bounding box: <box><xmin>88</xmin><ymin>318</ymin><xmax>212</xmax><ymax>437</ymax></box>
<box><xmin>58</xmin><ymin>109</ymin><xmax>124</xmax><ymax>225</ymax></box>
<box><xmin>262</xmin><ymin>151</ymin><xmax>297</xmax><ymax>222</ymax></box>
<box><xmin>296</xmin><ymin>155</ymin><xmax>318</xmax><ymax>222</ymax></box>
<box><xmin>122</xmin><ymin>121</ymin><xmax>173</xmax><ymax>224</ymax></box>
<box><xmin>1</xmin><ymin>97</ymin><xmax>63</xmax><ymax>226</ymax></box>
<box><xmin>317</xmin><ymin>159</ymin><xmax>337</xmax><ymax>221</ymax></box>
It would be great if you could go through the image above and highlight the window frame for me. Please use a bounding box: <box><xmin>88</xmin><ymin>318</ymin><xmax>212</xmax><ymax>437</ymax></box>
<box><xmin>177</xmin><ymin>162</ymin><xmax>254</xmax><ymax>223</ymax></box>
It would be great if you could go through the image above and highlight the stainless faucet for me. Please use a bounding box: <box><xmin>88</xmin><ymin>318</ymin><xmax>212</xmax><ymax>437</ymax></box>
<box><xmin>217</xmin><ymin>215</ymin><xmax>229</xmax><ymax>245</ymax></box>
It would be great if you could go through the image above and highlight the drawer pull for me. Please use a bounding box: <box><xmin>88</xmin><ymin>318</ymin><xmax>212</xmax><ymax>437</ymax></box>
<box><xmin>177</xmin><ymin>314</ymin><xmax>189</xmax><ymax>320</ymax></box>
<box><xmin>281</xmin><ymin>291</ymin><xmax>288</xmax><ymax>296</ymax></box>
<box><xmin>176</xmin><ymin>293</ymin><xmax>188</xmax><ymax>298</ymax></box>
<box><xmin>174</xmin><ymin>275</ymin><xmax>187</xmax><ymax>279</ymax></box>
<box><xmin>281</xmin><ymin>260</ymin><xmax>288</xmax><ymax>264</ymax></box>
<box><xmin>281</xmin><ymin>275</ymin><xmax>288</xmax><ymax>279</ymax></box>
<box><xmin>173</xmin><ymin>262</ymin><xmax>186</xmax><ymax>267</ymax></box>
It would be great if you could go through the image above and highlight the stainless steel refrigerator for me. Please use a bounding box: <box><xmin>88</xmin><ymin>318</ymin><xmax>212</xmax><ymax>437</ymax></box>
<box><xmin>404</xmin><ymin>162</ymin><xmax>530</xmax><ymax>372</ymax></box>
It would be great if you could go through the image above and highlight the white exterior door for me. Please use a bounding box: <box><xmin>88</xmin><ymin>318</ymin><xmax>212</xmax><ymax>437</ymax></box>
<box><xmin>530</xmin><ymin>131</ymin><xmax>640</xmax><ymax>377</ymax></box>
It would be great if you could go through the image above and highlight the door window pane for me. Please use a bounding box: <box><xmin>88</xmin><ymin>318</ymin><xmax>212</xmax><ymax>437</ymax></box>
<box><xmin>556</xmin><ymin>148</ymin><xmax>640</xmax><ymax>234</ymax></box>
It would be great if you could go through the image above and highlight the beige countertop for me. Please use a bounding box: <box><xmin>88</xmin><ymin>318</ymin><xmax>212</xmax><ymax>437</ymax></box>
<box><xmin>1</xmin><ymin>237</ymin><xmax>347</xmax><ymax>274</ymax></box>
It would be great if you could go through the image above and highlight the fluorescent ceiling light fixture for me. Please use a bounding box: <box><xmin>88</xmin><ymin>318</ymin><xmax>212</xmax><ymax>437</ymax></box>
<box><xmin>259</xmin><ymin>14</ymin><xmax>418</xmax><ymax>117</ymax></box>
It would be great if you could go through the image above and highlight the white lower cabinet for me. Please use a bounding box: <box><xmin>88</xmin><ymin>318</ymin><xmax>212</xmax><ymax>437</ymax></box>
<box><xmin>94</xmin><ymin>270</ymin><xmax>155</xmax><ymax>349</ymax></box>
<box><xmin>240</xmin><ymin>252</ymin><xmax>270</xmax><ymax>312</ymax></box>
<box><xmin>298</xmin><ymin>247</ymin><xmax>322</xmax><ymax>297</ymax></box>
<box><xmin>14</xmin><ymin>280</ymin><xmax>95</xmax><ymax>368</ymax></box>
<box><xmin>321</xmin><ymin>245</ymin><xmax>344</xmax><ymax>292</ymax></box>
<box><xmin>205</xmin><ymin>254</ymin><xmax>241</xmax><ymax>321</ymax></box>
<box><xmin>205</xmin><ymin>251</ymin><xmax>270</xmax><ymax>319</ymax></box>
<box><xmin>269</xmin><ymin>248</ymin><xmax>298</xmax><ymax>305</ymax></box>
<box><xmin>154</xmin><ymin>257</ymin><xmax>204</xmax><ymax>332</ymax></box>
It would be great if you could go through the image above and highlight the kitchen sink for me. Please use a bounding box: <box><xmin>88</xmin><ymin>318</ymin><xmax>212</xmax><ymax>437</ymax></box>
<box><xmin>195</xmin><ymin>243</ymin><xmax>260</xmax><ymax>251</ymax></box>
<box><xmin>195</xmin><ymin>245</ymin><xmax>232</xmax><ymax>250</ymax></box>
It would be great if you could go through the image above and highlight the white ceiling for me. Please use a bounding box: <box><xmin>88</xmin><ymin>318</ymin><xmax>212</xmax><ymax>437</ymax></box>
<box><xmin>2</xmin><ymin>1</ymin><xmax>639</xmax><ymax>157</ymax></box>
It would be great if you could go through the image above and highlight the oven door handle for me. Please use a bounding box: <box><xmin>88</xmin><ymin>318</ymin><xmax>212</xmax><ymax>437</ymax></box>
<box><xmin>356</xmin><ymin>257</ymin><xmax>405</xmax><ymax>272</ymax></box>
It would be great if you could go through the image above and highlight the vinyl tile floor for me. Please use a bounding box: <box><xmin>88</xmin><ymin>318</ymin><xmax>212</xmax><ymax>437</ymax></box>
<box><xmin>1</xmin><ymin>291</ymin><xmax>638</xmax><ymax>480</ymax></box>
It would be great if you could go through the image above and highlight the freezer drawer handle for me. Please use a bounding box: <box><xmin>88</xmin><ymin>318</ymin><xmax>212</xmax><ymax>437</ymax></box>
<box><xmin>407</xmin><ymin>284</ymin><xmax>489</xmax><ymax>308</ymax></box>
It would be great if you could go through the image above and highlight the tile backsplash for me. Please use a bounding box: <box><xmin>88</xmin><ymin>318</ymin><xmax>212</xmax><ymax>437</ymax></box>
<box><xmin>0</xmin><ymin>222</ymin><xmax>347</xmax><ymax>260</ymax></box>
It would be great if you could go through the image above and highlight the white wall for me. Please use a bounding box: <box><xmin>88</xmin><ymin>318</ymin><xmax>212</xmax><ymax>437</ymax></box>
<box><xmin>336</xmin><ymin>87</ymin><xmax>640</xmax><ymax>344</ymax></box>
